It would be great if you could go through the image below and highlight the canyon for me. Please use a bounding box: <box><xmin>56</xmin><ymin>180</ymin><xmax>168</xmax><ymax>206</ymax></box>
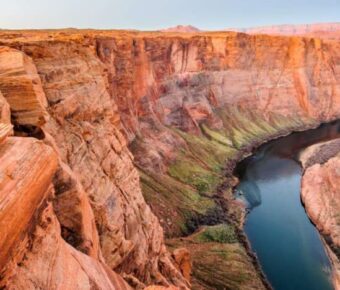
<box><xmin>0</xmin><ymin>24</ymin><xmax>339</xmax><ymax>289</ymax></box>
<box><xmin>235</xmin><ymin>121</ymin><xmax>340</xmax><ymax>290</ymax></box>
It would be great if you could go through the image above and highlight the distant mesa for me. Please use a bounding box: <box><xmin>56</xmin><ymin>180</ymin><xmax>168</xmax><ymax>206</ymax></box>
<box><xmin>161</xmin><ymin>25</ymin><xmax>201</xmax><ymax>33</ymax></box>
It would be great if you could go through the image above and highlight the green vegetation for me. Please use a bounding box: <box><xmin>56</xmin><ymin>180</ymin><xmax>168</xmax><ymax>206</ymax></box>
<box><xmin>167</xmin><ymin>226</ymin><xmax>265</xmax><ymax>290</ymax></box>
<box><xmin>140</xmin><ymin>168</ymin><xmax>217</xmax><ymax>235</ymax></box>
<box><xmin>214</xmin><ymin>107</ymin><xmax>316</xmax><ymax>149</ymax></box>
<box><xmin>135</xmin><ymin>106</ymin><xmax>317</xmax><ymax>237</ymax></box>
<box><xmin>201</xmin><ymin>124</ymin><xmax>233</xmax><ymax>147</ymax></box>
<box><xmin>194</xmin><ymin>224</ymin><xmax>238</xmax><ymax>244</ymax></box>
<box><xmin>168</xmin><ymin>128</ymin><xmax>237</xmax><ymax>196</ymax></box>
<box><xmin>168</xmin><ymin>157</ymin><xmax>219</xmax><ymax>195</ymax></box>
<box><xmin>136</xmin><ymin>106</ymin><xmax>320</xmax><ymax>289</ymax></box>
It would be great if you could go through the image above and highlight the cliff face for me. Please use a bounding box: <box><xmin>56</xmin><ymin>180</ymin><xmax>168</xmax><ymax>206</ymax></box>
<box><xmin>97</xmin><ymin>33</ymin><xmax>340</xmax><ymax>137</ymax></box>
<box><xmin>300</xmin><ymin>139</ymin><xmax>340</xmax><ymax>290</ymax></box>
<box><xmin>0</xmin><ymin>136</ymin><xmax>132</xmax><ymax>290</ymax></box>
<box><xmin>0</xmin><ymin>46</ymin><xmax>49</xmax><ymax>126</ymax></box>
<box><xmin>302</xmin><ymin>150</ymin><xmax>340</xmax><ymax>247</ymax></box>
<box><xmin>0</xmin><ymin>39</ymin><xmax>187</xmax><ymax>289</ymax></box>
<box><xmin>20</xmin><ymin>41</ymin><xmax>185</xmax><ymax>286</ymax></box>
<box><xmin>0</xmin><ymin>28</ymin><xmax>339</xmax><ymax>289</ymax></box>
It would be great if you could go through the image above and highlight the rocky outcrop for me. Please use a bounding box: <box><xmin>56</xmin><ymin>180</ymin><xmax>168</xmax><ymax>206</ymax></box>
<box><xmin>161</xmin><ymin>23</ymin><xmax>340</xmax><ymax>39</ymax></box>
<box><xmin>0</xmin><ymin>135</ymin><xmax>132</xmax><ymax>289</ymax></box>
<box><xmin>0</xmin><ymin>92</ymin><xmax>11</xmax><ymax>124</ymax></box>
<box><xmin>0</xmin><ymin>137</ymin><xmax>58</xmax><ymax>283</ymax></box>
<box><xmin>300</xmin><ymin>139</ymin><xmax>340</xmax><ymax>289</ymax></box>
<box><xmin>6</xmin><ymin>202</ymin><xmax>132</xmax><ymax>290</ymax></box>
<box><xmin>0</xmin><ymin>47</ymin><xmax>48</xmax><ymax>126</ymax></box>
<box><xmin>0</xmin><ymin>123</ymin><xmax>12</xmax><ymax>143</ymax></box>
<box><xmin>172</xmin><ymin>248</ymin><xmax>191</xmax><ymax>281</ymax></box>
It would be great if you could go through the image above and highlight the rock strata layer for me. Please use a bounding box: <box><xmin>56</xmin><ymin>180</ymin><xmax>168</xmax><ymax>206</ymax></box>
<box><xmin>300</xmin><ymin>139</ymin><xmax>340</xmax><ymax>290</ymax></box>
<box><xmin>0</xmin><ymin>46</ymin><xmax>48</xmax><ymax>126</ymax></box>
<box><xmin>0</xmin><ymin>41</ymin><xmax>188</xmax><ymax>289</ymax></box>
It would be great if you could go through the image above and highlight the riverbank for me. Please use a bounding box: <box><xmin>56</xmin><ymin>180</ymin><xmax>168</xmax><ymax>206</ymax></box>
<box><xmin>233</xmin><ymin>120</ymin><xmax>340</xmax><ymax>290</ymax></box>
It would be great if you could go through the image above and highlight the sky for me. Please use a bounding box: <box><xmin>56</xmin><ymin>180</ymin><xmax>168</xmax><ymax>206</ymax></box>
<box><xmin>0</xmin><ymin>0</ymin><xmax>339</xmax><ymax>30</ymax></box>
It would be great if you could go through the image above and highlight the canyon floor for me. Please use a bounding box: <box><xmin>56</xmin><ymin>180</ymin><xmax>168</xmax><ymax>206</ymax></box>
<box><xmin>0</xmin><ymin>24</ymin><xmax>339</xmax><ymax>289</ymax></box>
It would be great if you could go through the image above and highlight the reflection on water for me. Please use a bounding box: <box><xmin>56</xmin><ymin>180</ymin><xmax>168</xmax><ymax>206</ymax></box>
<box><xmin>235</xmin><ymin>120</ymin><xmax>340</xmax><ymax>290</ymax></box>
<box><xmin>237</xmin><ymin>179</ymin><xmax>261</xmax><ymax>208</ymax></box>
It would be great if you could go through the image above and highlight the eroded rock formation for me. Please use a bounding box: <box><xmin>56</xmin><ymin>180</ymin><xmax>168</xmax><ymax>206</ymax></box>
<box><xmin>300</xmin><ymin>139</ymin><xmax>340</xmax><ymax>289</ymax></box>
<box><xmin>0</xmin><ymin>42</ymin><xmax>188</xmax><ymax>289</ymax></box>
<box><xmin>0</xmin><ymin>46</ymin><xmax>48</xmax><ymax>126</ymax></box>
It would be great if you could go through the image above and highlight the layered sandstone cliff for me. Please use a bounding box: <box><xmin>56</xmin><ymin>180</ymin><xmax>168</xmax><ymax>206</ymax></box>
<box><xmin>0</xmin><ymin>134</ymin><xmax>134</xmax><ymax>290</ymax></box>
<box><xmin>0</xmin><ymin>27</ymin><xmax>339</xmax><ymax>289</ymax></box>
<box><xmin>0</xmin><ymin>39</ymin><xmax>188</xmax><ymax>289</ymax></box>
<box><xmin>300</xmin><ymin>139</ymin><xmax>340</xmax><ymax>289</ymax></box>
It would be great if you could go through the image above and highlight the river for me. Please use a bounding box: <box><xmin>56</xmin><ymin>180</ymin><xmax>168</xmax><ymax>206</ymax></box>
<box><xmin>235</xmin><ymin>121</ymin><xmax>340</xmax><ymax>290</ymax></box>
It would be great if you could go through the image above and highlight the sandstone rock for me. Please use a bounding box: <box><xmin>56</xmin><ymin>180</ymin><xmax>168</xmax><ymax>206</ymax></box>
<box><xmin>42</xmin><ymin>122</ymin><xmax>101</xmax><ymax>260</ymax></box>
<box><xmin>95</xmin><ymin>29</ymin><xmax>340</xmax><ymax>289</ymax></box>
<box><xmin>0</xmin><ymin>47</ymin><xmax>48</xmax><ymax>126</ymax></box>
<box><xmin>0</xmin><ymin>134</ymin><xmax>132</xmax><ymax>290</ymax></box>
<box><xmin>0</xmin><ymin>123</ymin><xmax>12</xmax><ymax>143</ymax></box>
<box><xmin>301</xmin><ymin>144</ymin><xmax>340</xmax><ymax>248</ymax></box>
<box><xmin>15</xmin><ymin>40</ymin><xmax>188</xmax><ymax>288</ymax></box>
<box><xmin>0</xmin><ymin>136</ymin><xmax>58</xmax><ymax>285</ymax></box>
<box><xmin>6</xmin><ymin>202</ymin><xmax>132</xmax><ymax>290</ymax></box>
<box><xmin>0</xmin><ymin>91</ymin><xmax>11</xmax><ymax>124</ymax></box>
<box><xmin>144</xmin><ymin>286</ymin><xmax>180</xmax><ymax>290</ymax></box>
<box><xmin>51</xmin><ymin>160</ymin><xmax>102</xmax><ymax>259</ymax></box>
<box><xmin>172</xmin><ymin>248</ymin><xmax>191</xmax><ymax>281</ymax></box>
<box><xmin>301</xmin><ymin>140</ymin><xmax>340</xmax><ymax>289</ymax></box>
<box><xmin>299</xmin><ymin>138</ymin><xmax>340</xmax><ymax>168</ymax></box>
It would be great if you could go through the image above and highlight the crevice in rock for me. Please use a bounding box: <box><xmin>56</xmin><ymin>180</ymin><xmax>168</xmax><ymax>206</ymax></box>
<box><xmin>51</xmin><ymin>166</ymin><xmax>86</xmax><ymax>253</ymax></box>
<box><xmin>13</xmin><ymin>124</ymin><xmax>45</xmax><ymax>140</ymax></box>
